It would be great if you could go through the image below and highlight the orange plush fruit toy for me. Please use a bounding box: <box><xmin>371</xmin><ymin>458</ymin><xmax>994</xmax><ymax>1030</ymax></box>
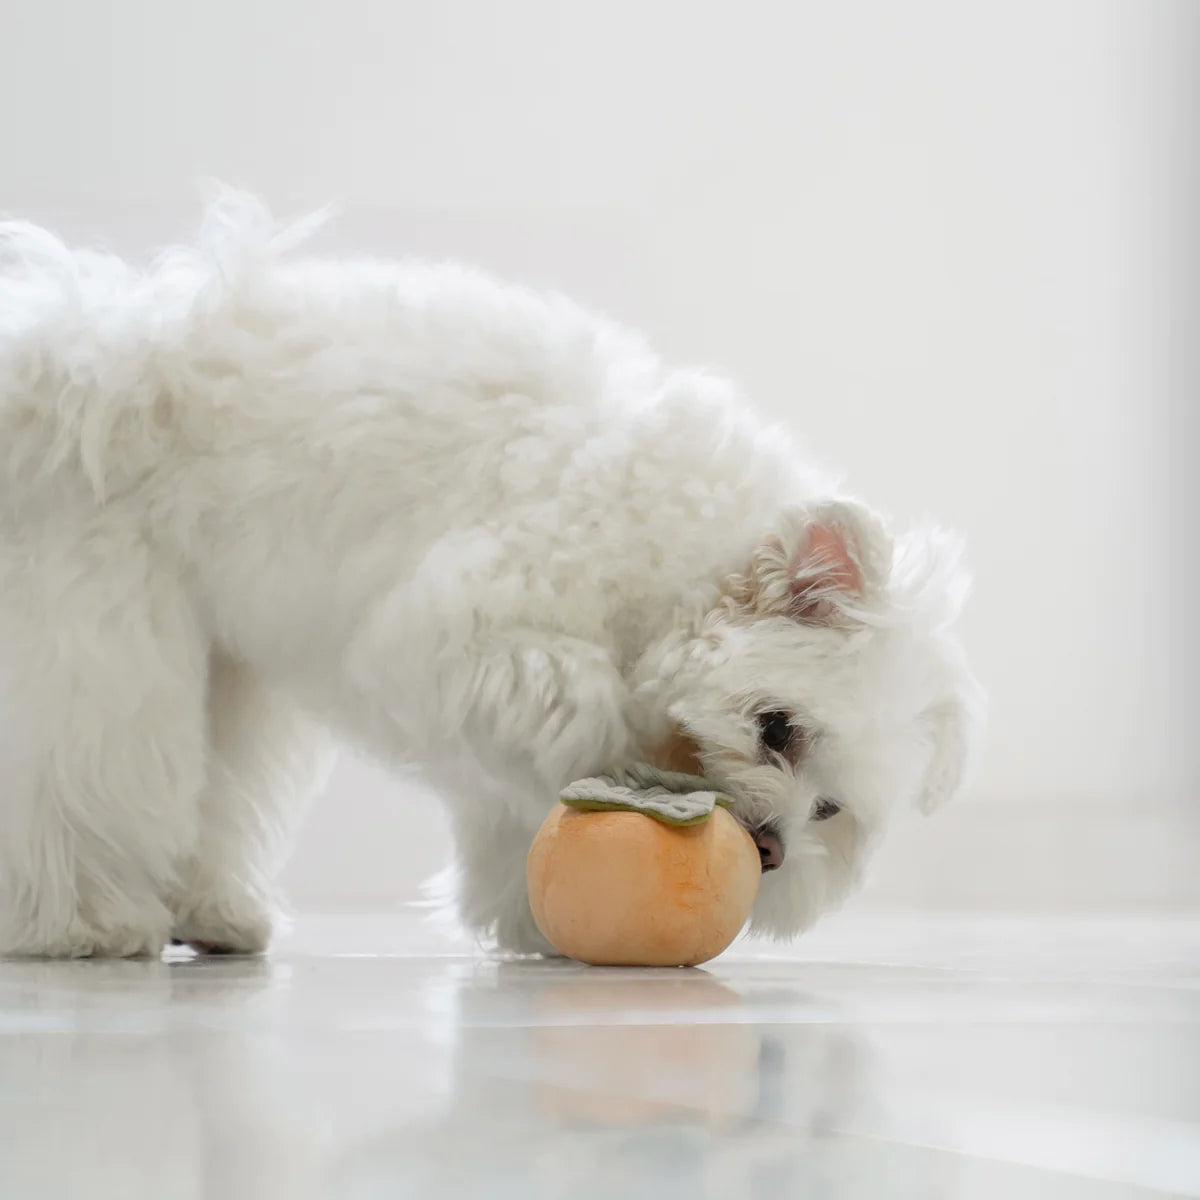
<box><xmin>526</xmin><ymin>769</ymin><xmax>760</xmax><ymax>967</ymax></box>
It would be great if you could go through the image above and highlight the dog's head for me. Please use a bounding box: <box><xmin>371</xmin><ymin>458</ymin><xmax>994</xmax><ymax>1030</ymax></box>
<box><xmin>634</xmin><ymin>500</ymin><xmax>982</xmax><ymax>938</ymax></box>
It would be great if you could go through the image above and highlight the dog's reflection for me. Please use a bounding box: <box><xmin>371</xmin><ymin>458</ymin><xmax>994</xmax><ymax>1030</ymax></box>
<box><xmin>0</xmin><ymin>955</ymin><xmax>321</xmax><ymax>1200</ymax></box>
<box><xmin>0</xmin><ymin>951</ymin><xmax>907</xmax><ymax>1200</ymax></box>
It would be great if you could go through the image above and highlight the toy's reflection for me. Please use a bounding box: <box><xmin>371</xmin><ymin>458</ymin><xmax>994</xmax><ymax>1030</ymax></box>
<box><xmin>465</xmin><ymin>965</ymin><xmax>849</xmax><ymax>1129</ymax></box>
<box><xmin>331</xmin><ymin>961</ymin><xmax>878</xmax><ymax>1198</ymax></box>
<box><xmin>0</xmin><ymin>954</ymin><xmax>888</xmax><ymax>1200</ymax></box>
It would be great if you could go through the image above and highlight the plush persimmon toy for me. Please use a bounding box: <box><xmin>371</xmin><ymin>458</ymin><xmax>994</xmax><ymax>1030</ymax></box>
<box><xmin>526</xmin><ymin>768</ymin><xmax>760</xmax><ymax>967</ymax></box>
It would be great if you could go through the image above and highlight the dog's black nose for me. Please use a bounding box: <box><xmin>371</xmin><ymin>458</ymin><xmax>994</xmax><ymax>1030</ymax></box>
<box><xmin>753</xmin><ymin>828</ymin><xmax>785</xmax><ymax>872</ymax></box>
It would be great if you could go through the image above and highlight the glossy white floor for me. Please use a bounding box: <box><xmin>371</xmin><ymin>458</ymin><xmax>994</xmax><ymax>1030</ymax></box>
<box><xmin>2</xmin><ymin>914</ymin><xmax>1198</xmax><ymax>1200</ymax></box>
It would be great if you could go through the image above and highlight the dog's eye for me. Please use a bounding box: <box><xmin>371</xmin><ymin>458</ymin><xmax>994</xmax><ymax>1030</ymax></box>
<box><xmin>812</xmin><ymin>797</ymin><xmax>841</xmax><ymax>822</ymax></box>
<box><xmin>757</xmin><ymin>710</ymin><xmax>794</xmax><ymax>756</ymax></box>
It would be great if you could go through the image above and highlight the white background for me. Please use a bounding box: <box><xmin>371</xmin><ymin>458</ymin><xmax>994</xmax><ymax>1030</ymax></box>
<box><xmin>2</xmin><ymin>1</ymin><xmax>1195</xmax><ymax>915</ymax></box>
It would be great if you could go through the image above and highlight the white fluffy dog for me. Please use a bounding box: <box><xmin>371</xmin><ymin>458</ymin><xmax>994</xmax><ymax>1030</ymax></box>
<box><xmin>0</xmin><ymin>192</ymin><xmax>982</xmax><ymax>958</ymax></box>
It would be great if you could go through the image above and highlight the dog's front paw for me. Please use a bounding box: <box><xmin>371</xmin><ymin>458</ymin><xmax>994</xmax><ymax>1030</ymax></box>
<box><xmin>492</xmin><ymin>898</ymin><xmax>562</xmax><ymax>959</ymax></box>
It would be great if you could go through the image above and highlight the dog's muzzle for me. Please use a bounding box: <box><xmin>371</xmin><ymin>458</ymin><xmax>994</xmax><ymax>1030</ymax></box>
<box><xmin>750</xmin><ymin>824</ymin><xmax>785</xmax><ymax>872</ymax></box>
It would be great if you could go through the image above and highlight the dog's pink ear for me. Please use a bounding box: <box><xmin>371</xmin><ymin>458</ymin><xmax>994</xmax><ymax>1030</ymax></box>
<box><xmin>727</xmin><ymin>502</ymin><xmax>887</xmax><ymax>624</ymax></box>
<box><xmin>787</xmin><ymin>521</ymin><xmax>865</xmax><ymax>624</ymax></box>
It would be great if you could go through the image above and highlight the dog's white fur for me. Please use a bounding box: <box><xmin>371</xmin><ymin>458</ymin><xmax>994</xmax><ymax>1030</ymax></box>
<box><xmin>0</xmin><ymin>191</ymin><xmax>982</xmax><ymax>958</ymax></box>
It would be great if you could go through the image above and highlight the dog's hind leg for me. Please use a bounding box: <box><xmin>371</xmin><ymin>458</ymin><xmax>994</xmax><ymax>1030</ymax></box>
<box><xmin>0</xmin><ymin>525</ymin><xmax>209</xmax><ymax>958</ymax></box>
<box><xmin>170</xmin><ymin>653</ymin><xmax>334</xmax><ymax>955</ymax></box>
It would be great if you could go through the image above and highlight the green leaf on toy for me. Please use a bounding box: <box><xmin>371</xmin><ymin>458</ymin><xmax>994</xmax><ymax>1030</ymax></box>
<box><xmin>559</xmin><ymin>765</ymin><xmax>732</xmax><ymax>827</ymax></box>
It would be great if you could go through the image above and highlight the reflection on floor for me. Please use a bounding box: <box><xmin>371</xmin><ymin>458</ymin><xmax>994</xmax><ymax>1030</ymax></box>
<box><xmin>1</xmin><ymin>914</ymin><xmax>1198</xmax><ymax>1199</ymax></box>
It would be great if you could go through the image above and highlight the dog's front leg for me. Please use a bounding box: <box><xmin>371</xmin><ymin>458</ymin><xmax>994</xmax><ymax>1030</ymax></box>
<box><xmin>434</xmin><ymin>805</ymin><xmax>562</xmax><ymax>957</ymax></box>
<box><xmin>462</xmin><ymin>633</ymin><xmax>635</xmax><ymax>793</ymax></box>
<box><xmin>426</xmin><ymin>634</ymin><xmax>636</xmax><ymax>954</ymax></box>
